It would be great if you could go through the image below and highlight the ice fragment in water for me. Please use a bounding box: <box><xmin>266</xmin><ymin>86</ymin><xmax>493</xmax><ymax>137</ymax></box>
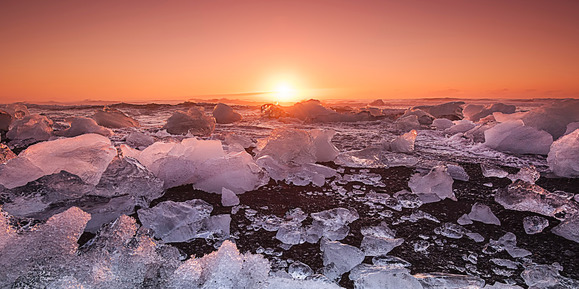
<box><xmin>54</xmin><ymin>116</ymin><xmax>112</xmax><ymax>137</ymax></box>
<box><xmin>163</xmin><ymin>107</ymin><xmax>216</xmax><ymax>136</ymax></box>
<box><xmin>93</xmin><ymin>107</ymin><xmax>139</xmax><ymax>128</ymax></box>
<box><xmin>484</xmin><ymin>120</ymin><xmax>553</xmax><ymax>155</ymax></box>
<box><xmin>522</xmin><ymin>215</ymin><xmax>549</xmax><ymax>234</ymax></box>
<box><xmin>547</xmin><ymin>129</ymin><xmax>579</xmax><ymax>178</ymax></box>
<box><xmin>137</xmin><ymin>199</ymin><xmax>214</xmax><ymax>242</ymax></box>
<box><xmin>221</xmin><ymin>187</ymin><xmax>240</xmax><ymax>207</ymax></box>
<box><xmin>389</xmin><ymin>129</ymin><xmax>417</xmax><ymax>153</ymax></box>
<box><xmin>287</xmin><ymin>261</ymin><xmax>314</xmax><ymax>280</ymax></box>
<box><xmin>321</xmin><ymin>238</ymin><xmax>365</xmax><ymax>275</ymax></box>
<box><xmin>408</xmin><ymin>165</ymin><xmax>456</xmax><ymax>203</ymax></box>
<box><xmin>212</xmin><ymin>103</ymin><xmax>242</xmax><ymax>124</ymax></box>
<box><xmin>508</xmin><ymin>165</ymin><xmax>540</xmax><ymax>184</ymax></box>
<box><xmin>6</xmin><ymin>114</ymin><xmax>53</xmax><ymax>142</ymax></box>
<box><xmin>414</xmin><ymin>272</ymin><xmax>485</xmax><ymax>289</ymax></box>
<box><xmin>349</xmin><ymin>264</ymin><xmax>422</xmax><ymax>289</ymax></box>
<box><xmin>467</xmin><ymin>203</ymin><xmax>501</xmax><ymax>225</ymax></box>
<box><xmin>481</xmin><ymin>163</ymin><xmax>508</xmax><ymax>178</ymax></box>
<box><xmin>0</xmin><ymin>133</ymin><xmax>116</xmax><ymax>188</ymax></box>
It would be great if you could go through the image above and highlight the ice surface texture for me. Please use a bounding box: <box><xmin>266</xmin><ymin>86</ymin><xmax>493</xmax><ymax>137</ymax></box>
<box><xmin>484</xmin><ymin>120</ymin><xmax>553</xmax><ymax>155</ymax></box>
<box><xmin>408</xmin><ymin>165</ymin><xmax>456</xmax><ymax>203</ymax></box>
<box><xmin>548</xmin><ymin>129</ymin><xmax>579</xmax><ymax>177</ymax></box>
<box><xmin>92</xmin><ymin>106</ymin><xmax>139</xmax><ymax>128</ymax></box>
<box><xmin>164</xmin><ymin>107</ymin><xmax>216</xmax><ymax>136</ymax></box>
<box><xmin>55</xmin><ymin>116</ymin><xmax>112</xmax><ymax>137</ymax></box>
<box><xmin>0</xmin><ymin>133</ymin><xmax>116</xmax><ymax>188</ymax></box>
<box><xmin>6</xmin><ymin>114</ymin><xmax>53</xmax><ymax>142</ymax></box>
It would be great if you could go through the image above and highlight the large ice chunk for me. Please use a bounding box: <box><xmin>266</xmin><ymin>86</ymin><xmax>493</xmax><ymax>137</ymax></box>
<box><xmin>414</xmin><ymin>272</ymin><xmax>485</xmax><ymax>288</ymax></box>
<box><xmin>414</xmin><ymin>101</ymin><xmax>464</xmax><ymax>120</ymax></box>
<box><xmin>92</xmin><ymin>106</ymin><xmax>139</xmax><ymax>128</ymax></box>
<box><xmin>523</xmin><ymin>215</ymin><xmax>549</xmax><ymax>234</ymax></box>
<box><xmin>125</xmin><ymin>130</ymin><xmax>155</xmax><ymax>149</ymax></box>
<box><xmin>321</xmin><ymin>238</ymin><xmax>365</xmax><ymax>275</ymax></box>
<box><xmin>389</xmin><ymin>129</ymin><xmax>417</xmax><ymax>153</ymax></box>
<box><xmin>547</xmin><ymin>129</ymin><xmax>579</xmax><ymax>178</ymax></box>
<box><xmin>163</xmin><ymin>107</ymin><xmax>216</xmax><ymax>136</ymax></box>
<box><xmin>349</xmin><ymin>264</ymin><xmax>422</xmax><ymax>289</ymax></box>
<box><xmin>445</xmin><ymin>119</ymin><xmax>476</xmax><ymax>135</ymax></box>
<box><xmin>408</xmin><ymin>166</ymin><xmax>456</xmax><ymax>203</ymax></box>
<box><xmin>213</xmin><ymin>103</ymin><xmax>243</xmax><ymax>124</ymax></box>
<box><xmin>521</xmin><ymin>262</ymin><xmax>579</xmax><ymax>289</ymax></box>
<box><xmin>360</xmin><ymin>222</ymin><xmax>404</xmax><ymax>256</ymax></box>
<box><xmin>521</xmin><ymin>99</ymin><xmax>579</xmax><ymax>140</ymax></box>
<box><xmin>484</xmin><ymin>120</ymin><xmax>553</xmax><ymax>155</ymax></box>
<box><xmin>464</xmin><ymin>103</ymin><xmax>516</xmax><ymax>122</ymax></box>
<box><xmin>55</xmin><ymin>116</ymin><xmax>112</xmax><ymax>137</ymax></box>
<box><xmin>6</xmin><ymin>114</ymin><xmax>53</xmax><ymax>142</ymax></box>
<box><xmin>0</xmin><ymin>133</ymin><xmax>116</xmax><ymax>188</ymax></box>
<box><xmin>0</xmin><ymin>110</ymin><xmax>12</xmax><ymax>132</ymax></box>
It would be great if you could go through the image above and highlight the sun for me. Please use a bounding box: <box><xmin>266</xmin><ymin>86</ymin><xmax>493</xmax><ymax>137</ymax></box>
<box><xmin>274</xmin><ymin>83</ymin><xmax>297</xmax><ymax>104</ymax></box>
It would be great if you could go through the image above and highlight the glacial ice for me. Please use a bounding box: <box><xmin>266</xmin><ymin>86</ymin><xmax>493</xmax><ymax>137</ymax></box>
<box><xmin>551</xmin><ymin>214</ymin><xmax>579</xmax><ymax>243</ymax></box>
<box><xmin>521</xmin><ymin>262</ymin><xmax>579</xmax><ymax>289</ymax></box>
<box><xmin>163</xmin><ymin>107</ymin><xmax>216</xmax><ymax>136</ymax></box>
<box><xmin>395</xmin><ymin>115</ymin><xmax>423</xmax><ymax>132</ymax></box>
<box><xmin>137</xmin><ymin>199</ymin><xmax>221</xmax><ymax>242</ymax></box>
<box><xmin>401</xmin><ymin>109</ymin><xmax>434</xmax><ymax>125</ymax></box>
<box><xmin>125</xmin><ymin>130</ymin><xmax>155</xmax><ymax>149</ymax></box>
<box><xmin>481</xmin><ymin>164</ymin><xmax>508</xmax><ymax>178</ymax></box>
<box><xmin>6</xmin><ymin>114</ymin><xmax>53</xmax><ymax>142</ymax></box>
<box><xmin>320</xmin><ymin>238</ymin><xmax>365</xmax><ymax>275</ymax></box>
<box><xmin>0</xmin><ymin>133</ymin><xmax>117</xmax><ymax>188</ymax></box>
<box><xmin>447</xmin><ymin>164</ymin><xmax>469</xmax><ymax>181</ymax></box>
<box><xmin>467</xmin><ymin>203</ymin><xmax>501</xmax><ymax>225</ymax></box>
<box><xmin>445</xmin><ymin>119</ymin><xmax>476</xmax><ymax>135</ymax></box>
<box><xmin>92</xmin><ymin>106</ymin><xmax>139</xmax><ymax>128</ymax></box>
<box><xmin>520</xmin><ymin>98</ymin><xmax>579</xmax><ymax>140</ymax></box>
<box><xmin>463</xmin><ymin>103</ymin><xmax>516</xmax><ymax>122</ymax></box>
<box><xmin>122</xmin><ymin>138</ymin><xmax>267</xmax><ymax>192</ymax></box>
<box><xmin>432</xmin><ymin>118</ymin><xmax>453</xmax><ymax>130</ymax></box>
<box><xmin>285</xmin><ymin>99</ymin><xmax>372</xmax><ymax>123</ymax></box>
<box><xmin>547</xmin><ymin>129</ymin><xmax>579</xmax><ymax>178</ymax></box>
<box><xmin>221</xmin><ymin>187</ymin><xmax>240</xmax><ymax>206</ymax></box>
<box><xmin>360</xmin><ymin>222</ymin><xmax>404</xmax><ymax>256</ymax></box>
<box><xmin>408</xmin><ymin>166</ymin><xmax>456</xmax><ymax>203</ymax></box>
<box><xmin>55</xmin><ymin>116</ymin><xmax>112</xmax><ymax>137</ymax></box>
<box><xmin>414</xmin><ymin>272</ymin><xmax>486</xmax><ymax>289</ymax></box>
<box><xmin>523</xmin><ymin>215</ymin><xmax>549</xmax><ymax>234</ymax></box>
<box><xmin>508</xmin><ymin>165</ymin><xmax>540</xmax><ymax>184</ymax></box>
<box><xmin>484</xmin><ymin>120</ymin><xmax>553</xmax><ymax>155</ymax></box>
<box><xmin>389</xmin><ymin>129</ymin><xmax>417</xmax><ymax>153</ymax></box>
<box><xmin>489</xmin><ymin>232</ymin><xmax>531</xmax><ymax>258</ymax></box>
<box><xmin>288</xmin><ymin>261</ymin><xmax>314</xmax><ymax>280</ymax></box>
<box><xmin>564</xmin><ymin>122</ymin><xmax>579</xmax><ymax>135</ymax></box>
<box><xmin>0</xmin><ymin>143</ymin><xmax>16</xmax><ymax>163</ymax></box>
<box><xmin>213</xmin><ymin>103</ymin><xmax>243</xmax><ymax>124</ymax></box>
<box><xmin>414</xmin><ymin>101</ymin><xmax>464</xmax><ymax>120</ymax></box>
<box><xmin>0</xmin><ymin>110</ymin><xmax>11</xmax><ymax>132</ymax></box>
<box><xmin>349</xmin><ymin>264</ymin><xmax>422</xmax><ymax>289</ymax></box>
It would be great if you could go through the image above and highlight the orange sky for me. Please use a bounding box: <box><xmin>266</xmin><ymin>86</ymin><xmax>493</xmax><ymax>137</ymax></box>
<box><xmin>1</xmin><ymin>0</ymin><xmax>579</xmax><ymax>103</ymax></box>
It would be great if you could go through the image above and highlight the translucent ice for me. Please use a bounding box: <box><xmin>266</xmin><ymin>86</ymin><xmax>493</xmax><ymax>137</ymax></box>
<box><xmin>93</xmin><ymin>106</ymin><xmax>139</xmax><ymax>128</ymax></box>
<box><xmin>521</xmin><ymin>262</ymin><xmax>579</xmax><ymax>289</ymax></box>
<box><xmin>445</xmin><ymin>119</ymin><xmax>476</xmax><ymax>135</ymax></box>
<box><xmin>520</xmin><ymin>98</ymin><xmax>579</xmax><ymax>140</ymax></box>
<box><xmin>311</xmin><ymin>207</ymin><xmax>359</xmax><ymax>232</ymax></box>
<box><xmin>408</xmin><ymin>166</ymin><xmax>456</xmax><ymax>203</ymax></box>
<box><xmin>551</xmin><ymin>214</ymin><xmax>579</xmax><ymax>243</ymax></box>
<box><xmin>213</xmin><ymin>103</ymin><xmax>243</xmax><ymax>124</ymax></box>
<box><xmin>257</xmin><ymin>128</ymin><xmax>338</xmax><ymax>165</ymax></box>
<box><xmin>349</xmin><ymin>264</ymin><xmax>422</xmax><ymax>289</ymax></box>
<box><xmin>508</xmin><ymin>165</ymin><xmax>540</xmax><ymax>184</ymax></box>
<box><xmin>288</xmin><ymin>261</ymin><xmax>314</xmax><ymax>280</ymax></box>
<box><xmin>464</xmin><ymin>103</ymin><xmax>516</xmax><ymax>122</ymax></box>
<box><xmin>432</xmin><ymin>118</ymin><xmax>453</xmax><ymax>130</ymax></box>
<box><xmin>0</xmin><ymin>109</ymin><xmax>11</xmax><ymax>132</ymax></box>
<box><xmin>163</xmin><ymin>107</ymin><xmax>216</xmax><ymax>136</ymax></box>
<box><xmin>401</xmin><ymin>109</ymin><xmax>434</xmax><ymax>125</ymax></box>
<box><xmin>389</xmin><ymin>129</ymin><xmax>417</xmax><ymax>153</ymax></box>
<box><xmin>547</xmin><ymin>129</ymin><xmax>579</xmax><ymax>178</ymax></box>
<box><xmin>221</xmin><ymin>187</ymin><xmax>240</xmax><ymax>206</ymax></box>
<box><xmin>321</xmin><ymin>238</ymin><xmax>365</xmax><ymax>275</ymax></box>
<box><xmin>564</xmin><ymin>122</ymin><xmax>579</xmax><ymax>135</ymax></box>
<box><xmin>492</xmin><ymin>232</ymin><xmax>532</xmax><ymax>258</ymax></box>
<box><xmin>522</xmin><ymin>215</ymin><xmax>549</xmax><ymax>234</ymax></box>
<box><xmin>395</xmin><ymin>114</ymin><xmax>422</xmax><ymax>132</ymax></box>
<box><xmin>414</xmin><ymin>272</ymin><xmax>485</xmax><ymax>289</ymax></box>
<box><xmin>434</xmin><ymin>223</ymin><xmax>468</xmax><ymax>239</ymax></box>
<box><xmin>137</xmin><ymin>199</ymin><xmax>215</xmax><ymax>242</ymax></box>
<box><xmin>55</xmin><ymin>116</ymin><xmax>112</xmax><ymax>137</ymax></box>
<box><xmin>446</xmin><ymin>164</ymin><xmax>469</xmax><ymax>181</ymax></box>
<box><xmin>414</xmin><ymin>101</ymin><xmax>464</xmax><ymax>120</ymax></box>
<box><xmin>360</xmin><ymin>222</ymin><xmax>403</xmax><ymax>256</ymax></box>
<box><xmin>0</xmin><ymin>133</ymin><xmax>117</xmax><ymax>188</ymax></box>
<box><xmin>0</xmin><ymin>143</ymin><xmax>16</xmax><ymax>164</ymax></box>
<box><xmin>6</xmin><ymin>114</ymin><xmax>53</xmax><ymax>142</ymax></box>
<box><xmin>484</xmin><ymin>120</ymin><xmax>553</xmax><ymax>155</ymax></box>
<box><xmin>125</xmin><ymin>130</ymin><xmax>155</xmax><ymax>149</ymax></box>
<box><xmin>467</xmin><ymin>203</ymin><xmax>501</xmax><ymax>225</ymax></box>
<box><xmin>481</xmin><ymin>163</ymin><xmax>508</xmax><ymax>178</ymax></box>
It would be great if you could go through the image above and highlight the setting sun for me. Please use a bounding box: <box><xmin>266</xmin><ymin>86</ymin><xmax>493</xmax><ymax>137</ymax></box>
<box><xmin>274</xmin><ymin>83</ymin><xmax>299</xmax><ymax>104</ymax></box>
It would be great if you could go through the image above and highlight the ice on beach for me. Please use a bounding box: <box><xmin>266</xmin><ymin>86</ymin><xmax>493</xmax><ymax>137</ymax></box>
<box><xmin>285</xmin><ymin>99</ymin><xmax>372</xmax><ymax>123</ymax></box>
<box><xmin>389</xmin><ymin>129</ymin><xmax>417</xmax><ymax>153</ymax></box>
<box><xmin>287</xmin><ymin>261</ymin><xmax>314</xmax><ymax>280</ymax></box>
<box><xmin>0</xmin><ymin>143</ymin><xmax>16</xmax><ymax>164</ymax></box>
<box><xmin>0</xmin><ymin>110</ymin><xmax>12</xmax><ymax>132</ymax></box>
<box><xmin>55</xmin><ymin>116</ymin><xmax>112</xmax><ymax>137</ymax></box>
<box><xmin>137</xmin><ymin>200</ymin><xmax>223</xmax><ymax>242</ymax></box>
<box><xmin>414</xmin><ymin>272</ymin><xmax>486</xmax><ymax>289</ymax></box>
<box><xmin>414</xmin><ymin>101</ymin><xmax>465</xmax><ymax>120</ymax></box>
<box><xmin>93</xmin><ymin>107</ymin><xmax>139</xmax><ymax>128</ymax></box>
<box><xmin>564</xmin><ymin>122</ymin><xmax>579</xmax><ymax>135</ymax></box>
<box><xmin>521</xmin><ymin>99</ymin><xmax>579</xmax><ymax>140</ymax></box>
<box><xmin>434</xmin><ymin>222</ymin><xmax>468</xmax><ymax>239</ymax></box>
<box><xmin>446</xmin><ymin>164</ymin><xmax>469</xmax><ymax>181</ymax></box>
<box><xmin>395</xmin><ymin>114</ymin><xmax>422</xmax><ymax>132</ymax></box>
<box><xmin>463</xmin><ymin>103</ymin><xmax>516</xmax><ymax>122</ymax></box>
<box><xmin>6</xmin><ymin>114</ymin><xmax>53</xmax><ymax>142</ymax></box>
<box><xmin>321</xmin><ymin>238</ymin><xmax>365</xmax><ymax>275</ymax></box>
<box><xmin>523</xmin><ymin>215</ymin><xmax>549</xmax><ymax>234</ymax></box>
<box><xmin>467</xmin><ymin>203</ymin><xmax>501</xmax><ymax>225</ymax></box>
<box><xmin>508</xmin><ymin>165</ymin><xmax>540</xmax><ymax>184</ymax></box>
<box><xmin>481</xmin><ymin>164</ymin><xmax>508</xmax><ymax>178</ymax></box>
<box><xmin>125</xmin><ymin>130</ymin><xmax>155</xmax><ymax>149</ymax></box>
<box><xmin>0</xmin><ymin>133</ymin><xmax>116</xmax><ymax>189</ymax></box>
<box><xmin>521</xmin><ymin>262</ymin><xmax>579</xmax><ymax>289</ymax></box>
<box><xmin>548</xmin><ymin>129</ymin><xmax>579</xmax><ymax>178</ymax></box>
<box><xmin>163</xmin><ymin>107</ymin><xmax>216</xmax><ymax>136</ymax></box>
<box><xmin>221</xmin><ymin>187</ymin><xmax>240</xmax><ymax>206</ymax></box>
<box><xmin>408</xmin><ymin>166</ymin><xmax>456</xmax><ymax>203</ymax></box>
<box><xmin>311</xmin><ymin>207</ymin><xmax>359</xmax><ymax>232</ymax></box>
<box><xmin>489</xmin><ymin>232</ymin><xmax>531</xmax><ymax>258</ymax></box>
<box><xmin>551</xmin><ymin>214</ymin><xmax>579</xmax><ymax>243</ymax></box>
<box><xmin>213</xmin><ymin>103</ymin><xmax>243</xmax><ymax>124</ymax></box>
<box><xmin>484</xmin><ymin>120</ymin><xmax>553</xmax><ymax>155</ymax></box>
<box><xmin>360</xmin><ymin>222</ymin><xmax>403</xmax><ymax>256</ymax></box>
<box><xmin>445</xmin><ymin>119</ymin><xmax>476</xmax><ymax>135</ymax></box>
<box><xmin>349</xmin><ymin>264</ymin><xmax>422</xmax><ymax>289</ymax></box>
<box><xmin>432</xmin><ymin>118</ymin><xmax>453</xmax><ymax>130</ymax></box>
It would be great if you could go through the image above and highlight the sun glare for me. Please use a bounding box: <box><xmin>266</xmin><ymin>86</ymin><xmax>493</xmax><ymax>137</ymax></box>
<box><xmin>274</xmin><ymin>83</ymin><xmax>297</xmax><ymax>103</ymax></box>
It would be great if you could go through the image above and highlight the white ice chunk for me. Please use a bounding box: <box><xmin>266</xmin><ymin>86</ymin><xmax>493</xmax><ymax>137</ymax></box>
<box><xmin>408</xmin><ymin>166</ymin><xmax>456</xmax><ymax>203</ymax></box>
<box><xmin>457</xmin><ymin>214</ymin><xmax>473</xmax><ymax>225</ymax></box>
<box><xmin>163</xmin><ymin>107</ymin><xmax>216</xmax><ymax>136</ymax></box>
<box><xmin>212</xmin><ymin>103</ymin><xmax>242</xmax><ymax>124</ymax></box>
<box><xmin>93</xmin><ymin>107</ymin><xmax>139</xmax><ymax>128</ymax></box>
<box><xmin>445</xmin><ymin>119</ymin><xmax>476</xmax><ymax>135</ymax></box>
<box><xmin>266</xmin><ymin>277</ymin><xmax>342</xmax><ymax>289</ymax></box>
<box><xmin>221</xmin><ymin>187</ymin><xmax>240</xmax><ymax>207</ymax></box>
<box><xmin>521</xmin><ymin>262</ymin><xmax>579</xmax><ymax>289</ymax></box>
<box><xmin>125</xmin><ymin>130</ymin><xmax>155</xmax><ymax>149</ymax></box>
<box><xmin>55</xmin><ymin>116</ymin><xmax>112</xmax><ymax>137</ymax></box>
<box><xmin>414</xmin><ymin>272</ymin><xmax>485</xmax><ymax>289</ymax></box>
<box><xmin>321</xmin><ymin>238</ymin><xmax>365</xmax><ymax>275</ymax></box>
<box><xmin>484</xmin><ymin>120</ymin><xmax>553</xmax><ymax>155</ymax></box>
<box><xmin>521</xmin><ymin>99</ymin><xmax>579</xmax><ymax>140</ymax></box>
<box><xmin>551</xmin><ymin>214</ymin><xmax>579</xmax><ymax>243</ymax></box>
<box><xmin>395</xmin><ymin>114</ymin><xmax>422</xmax><ymax>131</ymax></box>
<box><xmin>0</xmin><ymin>134</ymin><xmax>116</xmax><ymax>188</ymax></box>
<box><xmin>389</xmin><ymin>129</ymin><xmax>417</xmax><ymax>153</ymax></box>
<box><xmin>464</xmin><ymin>103</ymin><xmax>516</xmax><ymax>122</ymax></box>
<box><xmin>481</xmin><ymin>163</ymin><xmax>508</xmax><ymax>178</ymax></box>
<box><xmin>547</xmin><ymin>129</ymin><xmax>579</xmax><ymax>178</ymax></box>
<box><xmin>467</xmin><ymin>203</ymin><xmax>501</xmax><ymax>225</ymax></box>
<box><xmin>523</xmin><ymin>215</ymin><xmax>549</xmax><ymax>234</ymax></box>
<box><xmin>349</xmin><ymin>264</ymin><xmax>422</xmax><ymax>289</ymax></box>
<box><xmin>432</xmin><ymin>118</ymin><xmax>453</xmax><ymax>130</ymax></box>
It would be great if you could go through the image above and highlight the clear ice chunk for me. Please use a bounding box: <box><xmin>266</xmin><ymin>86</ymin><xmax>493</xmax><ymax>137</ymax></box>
<box><xmin>481</xmin><ymin>163</ymin><xmax>508</xmax><ymax>178</ymax></box>
<box><xmin>446</xmin><ymin>164</ymin><xmax>469</xmax><ymax>181</ymax></box>
<box><xmin>508</xmin><ymin>165</ymin><xmax>540</xmax><ymax>184</ymax></box>
<box><xmin>163</xmin><ymin>107</ymin><xmax>216</xmax><ymax>136</ymax></box>
<box><xmin>55</xmin><ymin>116</ymin><xmax>112</xmax><ymax>137</ymax></box>
<box><xmin>389</xmin><ymin>129</ymin><xmax>417</xmax><ymax>153</ymax></box>
<box><xmin>349</xmin><ymin>264</ymin><xmax>422</xmax><ymax>289</ymax></box>
<box><xmin>321</xmin><ymin>238</ymin><xmax>365</xmax><ymax>275</ymax></box>
<box><xmin>92</xmin><ymin>107</ymin><xmax>139</xmax><ymax>128</ymax></box>
<box><xmin>414</xmin><ymin>272</ymin><xmax>485</xmax><ymax>288</ymax></box>
<box><xmin>212</xmin><ymin>103</ymin><xmax>242</xmax><ymax>124</ymax></box>
<box><xmin>287</xmin><ymin>261</ymin><xmax>314</xmax><ymax>280</ymax></box>
<box><xmin>408</xmin><ymin>166</ymin><xmax>456</xmax><ymax>203</ymax></box>
<box><xmin>6</xmin><ymin>114</ymin><xmax>53</xmax><ymax>142</ymax></box>
<box><xmin>484</xmin><ymin>120</ymin><xmax>553</xmax><ymax>155</ymax></box>
<box><xmin>467</xmin><ymin>203</ymin><xmax>501</xmax><ymax>225</ymax></box>
<box><xmin>221</xmin><ymin>187</ymin><xmax>240</xmax><ymax>207</ymax></box>
<box><xmin>547</xmin><ymin>129</ymin><xmax>579</xmax><ymax>178</ymax></box>
<box><xmin>522</xmin><ymin>215</ymin><xmax>549</xmax><ymax>234</ymax></box>
<box><xmin>125</xmin><ymin>130</ymin><xmax>155</xmax><ymax>149</ymax></box>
